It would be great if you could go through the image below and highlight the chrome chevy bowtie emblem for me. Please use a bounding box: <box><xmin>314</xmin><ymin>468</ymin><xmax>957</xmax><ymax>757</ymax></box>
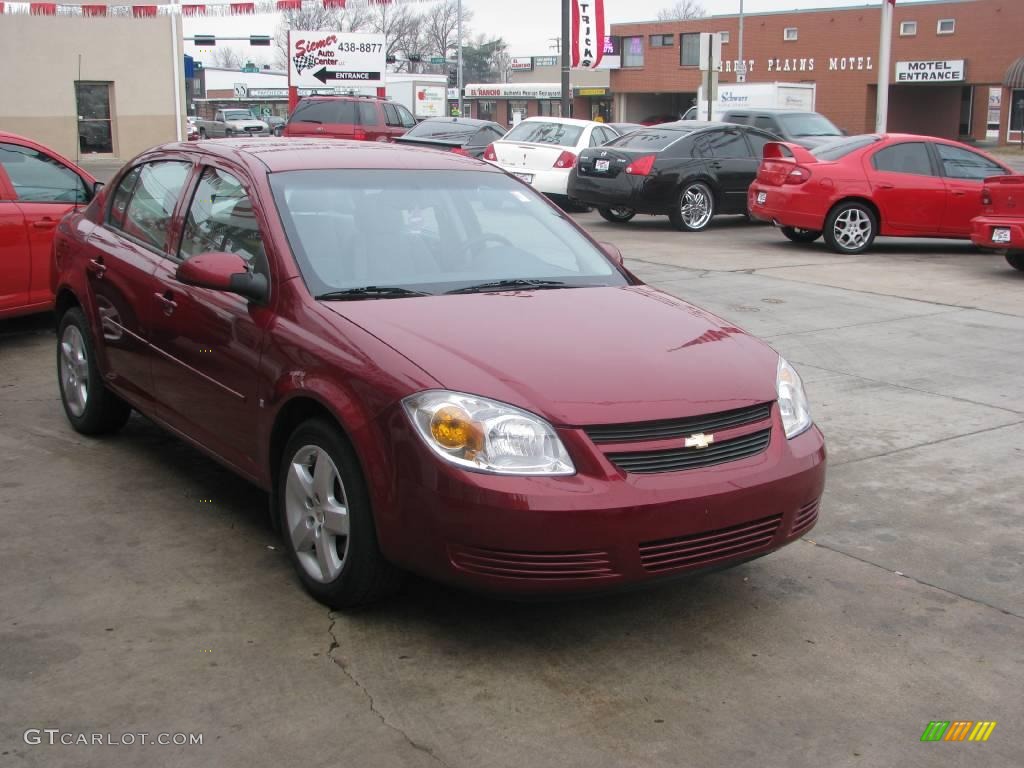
<box><xmin>684</xmin><ymin>433</ymin><xmax>715</xmax><ymax>449</ymax></box>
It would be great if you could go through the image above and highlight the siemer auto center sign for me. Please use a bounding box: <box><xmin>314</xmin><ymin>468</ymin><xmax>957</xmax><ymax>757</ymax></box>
<box><xmin>895</xmin><ymin>60</ymin><xmax>966</xmax><ymax>83</ymax></box>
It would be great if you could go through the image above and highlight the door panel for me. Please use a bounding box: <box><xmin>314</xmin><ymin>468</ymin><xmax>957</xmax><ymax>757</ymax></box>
<box><xmin>0</xmin><ymin>201</ymin><xmax>30</xmax><ymax>314</ymax></box>
<box><xmin>15</xmin><ymin>201</ymin><xmax>76</xmax><ymax>306</ymax></box>
<box><xmin>867</xmin><ymin>142</ymin><xmax>946</xmax><ymax>233</ymax></box>
<box><xmin>934</xmin><ymin>143</ymin><xmax>1010</xmax><ymax>235</ymax></box>
<box><xmin>698</xmin><ymin>129</ymin><xmax>758</xmax><ymax>213</ymax></box>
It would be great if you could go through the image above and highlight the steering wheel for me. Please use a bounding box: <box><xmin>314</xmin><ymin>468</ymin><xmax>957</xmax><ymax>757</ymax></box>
<box><xmin>458</xmin><ymin>233</ymin><xmax>514</xmax><ymax>257</ymax></box>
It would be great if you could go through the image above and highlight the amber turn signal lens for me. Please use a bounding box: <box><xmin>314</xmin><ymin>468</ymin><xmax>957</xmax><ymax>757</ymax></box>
<box><xmin>430</xmin><ymin>406</ymin><xmax>482</xmax><ymax>451</ymax></box>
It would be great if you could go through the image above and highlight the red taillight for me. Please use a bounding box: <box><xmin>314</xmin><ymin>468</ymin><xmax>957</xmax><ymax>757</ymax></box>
<box><xmin>451</xmin><ymin>147</ymin><xmax>471</xmax><ymax>156</ymax></box>
<box><xmin>785</xmin><ymin>166</ymin><xmax>811</xmax><ymax>185</ymax></box>
<box><xmin>981</xmin><ymin>187</ymin><xmax>992</xmax><ymax>206</ymax></box>
<box><xmin>483</xmin><ymin>143</ymin><xmax>497</xmax><ymax>162</ymax></box>
<box><xmin>353</xmin><ymin>127</ymin><xmax>367</xmax><ymax>141</ymax></box>
<box><xmin>625</xmin><ymin>155</ymin><xmax>656</xmax><ymax>176</ymax></box>
<box><xmin>553</xmin><ymin>150</ymin><xmax>577</xmax><ymax>169</ymax></box>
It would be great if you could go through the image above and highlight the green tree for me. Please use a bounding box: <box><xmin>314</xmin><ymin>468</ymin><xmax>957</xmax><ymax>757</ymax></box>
<box><xmin>460</xmin><ymin>36</ymin><xmax>509</xmax><ymax>84</ymax></box>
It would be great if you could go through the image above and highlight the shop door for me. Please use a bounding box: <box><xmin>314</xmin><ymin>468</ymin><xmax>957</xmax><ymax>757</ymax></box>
<box><xmin>75</xmin><ymin>82</ymin><xmax>114</xmax><ymax>154</ymax></box>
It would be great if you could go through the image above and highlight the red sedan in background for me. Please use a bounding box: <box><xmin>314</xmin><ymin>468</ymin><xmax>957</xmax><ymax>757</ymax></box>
<box><xmin>748</xmin><ymin>134</ymin><xmax>1012</xmax><ymax>254</ymax></box>
<box><xmin>971</xmin><ymin>175</ymin><xmax>1024</xmax><ymax>272</ymax></box>
<box><xmin>0</xmin><ymin>132</ymin><xmax>98</xmax><ymax>319</ymax></box>
<box><xmin>51</xmin><ymin>138</ymin><xmax>825</xmax><ymax>608</ymax></box>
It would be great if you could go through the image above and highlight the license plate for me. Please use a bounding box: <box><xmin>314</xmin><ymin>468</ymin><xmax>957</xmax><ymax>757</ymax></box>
<box><xmin>595</xmin><ymin>159</ymin><xmax>610</xmax><ymax>172</ymax></box>
<box><xmin>756</xmin><ymin>191</ymin><xmax>767</xmax><ymax>205</ymax></box>
<box><xmin>992</xmin><ymin>227</ymin><xmax>1011</xmax><ymax>243</ymax></box>
<box><xmin>513</xmin><ymin>172</ymin><xmax>534</xmax><ymax>184</ymax></box>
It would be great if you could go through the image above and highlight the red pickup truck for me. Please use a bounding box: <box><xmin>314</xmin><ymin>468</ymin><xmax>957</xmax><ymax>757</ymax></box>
<box><xmin>971</xmin><ymin>175</ymin><xmax>1024</xmax><ymax>272</ymax></box>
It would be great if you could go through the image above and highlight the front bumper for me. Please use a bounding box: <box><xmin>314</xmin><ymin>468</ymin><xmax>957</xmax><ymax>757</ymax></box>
<box><xmin>970</xmin><ymin>216</ymin><xmax>1024</xmax><ymax>251</ymax></box>
<box><xmin>748</xmin><ymin>183</ymin><xmax>827</xmax><ymax>231</ymax></box>
<box><xmin>374</xmin><ymin>406</ymin><xmax>827</xmax><ymax>596</ymax></box>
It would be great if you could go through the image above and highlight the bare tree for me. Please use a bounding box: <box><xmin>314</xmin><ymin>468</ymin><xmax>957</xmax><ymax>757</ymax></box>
<box><xmin>493</xmin><ymin>50</ymin><xmax>512</xmax><ymax>83</ymax></box>
<box><xmin>422</xmin><ymin>0</ymin><xmax>472</xmax><ymax>62</ymax></box>
<box><xmin>274</xmin><ymin>6</ymin><xmax>370</xmax><ymax>70</ymax></box>
<box><xmin>210</xmin><ymin>46</ymin><xmax>244</xmax><ymax>70</ymax></box>
<box><xmin>366</xmin><ymin>3</ymin><xmax>422</xmax><ymax>69</ymax></box>
<box><xmin>656</xmin><ymin>0</ymin><xmax>706</xmax><ymax>20</ymax></box>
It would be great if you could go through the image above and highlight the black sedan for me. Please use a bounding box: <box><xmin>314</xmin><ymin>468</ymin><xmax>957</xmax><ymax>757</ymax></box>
<box><xmin>392</xmin><ymin>117</ymin><xmax>507</xmax><ymax>159</ymax></box>
<box><xmin>568</xmin><ymin>121</ymin><xmax>777</xmax><ymax>231</ymax></box>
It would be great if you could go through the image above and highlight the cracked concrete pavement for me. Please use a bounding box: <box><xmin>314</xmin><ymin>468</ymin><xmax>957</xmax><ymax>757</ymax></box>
<box><xmin>1</xmin><ymin>214</ymin><xmax>1021</xmax><ymax>767</ymax></box>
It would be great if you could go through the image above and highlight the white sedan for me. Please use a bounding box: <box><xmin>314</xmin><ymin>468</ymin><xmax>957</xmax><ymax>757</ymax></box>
<box><xmin>483</xmin><ymin>117</ymin><xmax>621</xmax><ymax>206</ymax></box>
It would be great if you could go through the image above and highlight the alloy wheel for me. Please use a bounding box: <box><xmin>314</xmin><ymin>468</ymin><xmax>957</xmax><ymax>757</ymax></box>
<box><xmin>680</xmin><ymin>185</ymin><xmax>713</xmax><ymax>230</ymax></box>
<box><xmin>833</xmin><ymin>208</ymin><xmax>873</xmax><ymax>251</ymax></box>
<box><xmin>59</xmin><ymin>325</ymin><xmax>89</xmax><ymax>418</ymax></box>
<box><xmin>285</xmin><ymin>445</ymin><xmax>351</xmax><ymax>584</ymax></box>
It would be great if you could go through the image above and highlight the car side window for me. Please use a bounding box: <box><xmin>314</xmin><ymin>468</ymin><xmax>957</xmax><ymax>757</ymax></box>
<box><xmin>358</xmin><ymin>102</ymin><xmax>378</xmax><ymax>126</ymax></box>
<box><xmin>396</xmin><ymin>105</ymin><xmax>417</xmax><ymax>129</ymax></box>
<box><xmin>745</xmin><ymin>130</ymin><xmax>775</xmax><ymax>160</ymax></box>
<box><xmin>872</xmin><ymin>142</ymin><xmax>935</xmax><ymax>176</ymax></box>
<box><xmin>705</xmin><ymin>129</ymin><xmax>751</xmax><ymax>159</ymax></box>
<box><xmin>108</xmin><ymin>166</ymin><xmax>142</xmax><ymax>230</ymax></box>
<box><xmin>115</xmin><ymin>161</ymin><xmax>190</xmax><ymax>250</ymax></box>
<box><xmin>0</xmin><ymin>142</ymin><xmax>88</xmax><ymax>204</ymax></box>
<box><xmin>690</xmin><ymin>135</ymin><xmax>714</xmax><ymax>159</ymax></box>
<box><xmin>935</xmin><ymin>144</ymin><xmax>1008</xmax><ymax>181</ymax></box>
<box><xmin>180</xmin><ymin>167</ymin><xmax>266</xmax><ymax>276</ymax></box>
<box><xmin>588</xmin><ymin>128</ymin><xmax>603</xmax><ymax>147</ymax></box>
<box><xmin>753</xmin><ymin>116</ymin><xmax>779</xmax><ymax>134</ymax></box>
<box><xmin>382</xmin><ymin>103</ymin><xmax>402</xmax><ymax>127</ymax></box>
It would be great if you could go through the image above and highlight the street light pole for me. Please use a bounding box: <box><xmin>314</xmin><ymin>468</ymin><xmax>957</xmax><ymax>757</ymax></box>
<box><xmin>738</xmin><ymin>0</ymin><xmax>744</xmax><ymax>80</ymax></box>
<box><xmin>457</xmin><ymin>0</ymin><xmax>464</xmax><ymax>116</ymax></box>
<box><xmin>875</xmin><ymin>0</ymin><xmax>894</xmax><ymax>133</ymax></box>
<box><xmin>561</xmin><ymin>0</ymin><xmax>571</xmax><ymax>118</ymax></box>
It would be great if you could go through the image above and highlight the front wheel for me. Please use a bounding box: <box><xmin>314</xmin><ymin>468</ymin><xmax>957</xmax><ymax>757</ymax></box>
<box><xmin>598</xmin><ymin>206</ymin><xmax>636</xmax><ymax>223</ymax></box>
<box><xmin>823</xmin><ymin>201</ymin><xmax>877</xmax><ymax>254</ymax></box>
<box><xmin>57</xmin><ymin>308</ymin><xmax>131</xmax><ymax>435</ymax></box>
<box><xmin>198</xmin><ymin>128</ymin><xmax>207</xmax><ymax>139</ymax></box>
<box><xmin>781</xmin><ymin>226</ymin><xmax>822</xmax><ymax>244</ymax></box>
<box><xmin>278</xmin><ymin>419</ymin><xmax>404</xmax><ymax>609</ymax></box>
<box><xmin>669</xmin><ymin>182</ymin><xmax>715</xmax><ymax>232</ymax></box>
<box><xmin>1006</xmin><ymin>251</ymin><xmax>1024</xmax><ymax>272</ymax></box>
<box><xmin>225</xmin><ymin>128</ymin><xmax>234</xmax><ymax>138</ymax></box>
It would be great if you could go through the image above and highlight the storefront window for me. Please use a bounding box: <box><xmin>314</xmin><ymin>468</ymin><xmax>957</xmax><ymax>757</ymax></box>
<box><xmin>623</xmin><ymin>36</ymin><xmax>644</xmax><ymax>67</ymax></box>
<box><xmin>1011</xmin><ymin>90</ymin><xmax>1024</xmax><ymax>133</ymax></box>
<box><xmin>477</xmin><ymin>100</ymin><xmax>498</xmax><ymax>122</ymax></box>
<box><xmin>539</xmin><ymin>101</ymin><xmax>562</xmax><ymax>118</ymax></box>
<box><xmin>508</xmin><ymin>100</ymin><xmax>529</xmax><ymax>125</ymax></box>
<box><xmin>75</xmin><ymin>81</ymin><xmax>114</xmax><ymax>154</ymax></box>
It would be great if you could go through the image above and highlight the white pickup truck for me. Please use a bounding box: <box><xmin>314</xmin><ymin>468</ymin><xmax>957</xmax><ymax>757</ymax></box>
<box><xmin>194</xmin><ymin>109</ymin><xmax>269</xmax><ymax>139</ymax></box>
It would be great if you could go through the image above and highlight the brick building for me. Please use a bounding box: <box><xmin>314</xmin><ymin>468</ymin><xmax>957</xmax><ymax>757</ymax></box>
<box><xmin>610</xmin><ymin>0</ymin><xmax>1024</xmax><ymax>144</ymax></box>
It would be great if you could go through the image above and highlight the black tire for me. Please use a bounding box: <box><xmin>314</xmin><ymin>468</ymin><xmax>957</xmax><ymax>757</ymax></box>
<box><xmin>225</xmin><ymin>128</ymin><xmax>234</xmax><ymax>138</ymax></box>
<box><xmin>56</xmin><ymin>307</ymin><xmax>131</xmax><ymax>435</ymax></box>
<box><xmin>669</xmin><ymin>181</ymin><xmax>715</xmax><ymax>232</ymax></box>
<box><xmin>198</xmin><ymin>128</ymin><xmax>207</xmax><ymax>139</ymax></box>
<box><xmin>1006</xmin><ymin>251</ymin><xmax>1024</xmax><ymax>272</ymax></box>
<box><xmin>823</xmin><ymin>200</ymin><xmax>877</xmax><ymax>255</ymax></box>
<box><xmin>277</xmin><ymin>419</ymin><xmax>404</xmax><ymax>608</ymax></box>
<box><xmin>781</xmin><ymin>226</ymin><xmax>823</xmax><ymax>244</ymax></box>
<box><xmin>598</xmin><ymin>206</ymin><xmax>636</xmax><ymax>223</ymax></box>
<box><xmin>274</xmin><ymin>126</ymin><xmax>284</xmax><ymax>137</ymax></box>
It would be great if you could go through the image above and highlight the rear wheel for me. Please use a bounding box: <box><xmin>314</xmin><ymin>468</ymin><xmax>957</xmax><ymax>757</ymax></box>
<box><xmin>780</xmin><ymin>226</ymin><xmax>822</xmax><ymax>244</ymax></box>
<box><xmin>823</xmin><ymin>201</ymin><xmax>877</xmax><ymax>254</ymax></box>
<box><xmin>669</xmin><ymin>182</ymin><xmax>715</xmax><ymax>232</ymax></box>
<box><xmin>278</xmin><ymin>419</ymin><xmax>404</xmax><ymax>608</ymax></box>
<box><xmin>198</xmin><ymin>128</ymin><xmax>207</xmax><ymax>139</ymax></box>
<box><xmin>598</xmin><ymin>206</ymin><xmax>636</xmax><ymax>223</ymax></box>
<box><xmin>57</xmin><ymin>308</ymin><xmax>131</xmax><ymax>435</ymax></box>
<box><xmin>1006</xmin><ymin>251</ymin><xmax>1024</xmax><ymax>272</ymax></box>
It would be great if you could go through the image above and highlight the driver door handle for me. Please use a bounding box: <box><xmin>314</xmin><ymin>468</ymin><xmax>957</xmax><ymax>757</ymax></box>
<box><xmin>87</xmin><ymin>257</ymin><xmax>106</xmax><ymax>278</ymax></box>
<box><xmin>154</xmin><ymin>291</ymin><xmax>178</xmax><ymax>316</ymax></box>
<box><xmin>951</xmin><ymin>190</ymin><xmax>967</xmax><ymax>197</ymax></box>
<box><xmin>31</xmin><ymin>218</ymin><xmax>58</xmax><ymax>230</ymax></box>
<box><xmin>878</xmin><ymin>183</ymin><xmax>895</xmax><ymax>190</ymax></box>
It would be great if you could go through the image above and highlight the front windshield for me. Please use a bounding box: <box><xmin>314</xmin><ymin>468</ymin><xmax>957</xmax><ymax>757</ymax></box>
<box><xmin>778</xmin><ymin>113</ymin><xmax>842</xmax><ymax>137</ymax></box>
<box><xmin>503</xmin><ymin>121</ymin><xmax>583</xmax><ymax>147</ymax></box>
<box><xmin>224</xmin><ymin>110</ymin><xmax>253</xmax><ymax>121</ymax></box>
<box><xmin>269</xmin><ymin>170</ymin><xmax>625</xmax><ymax>297</ymax></box>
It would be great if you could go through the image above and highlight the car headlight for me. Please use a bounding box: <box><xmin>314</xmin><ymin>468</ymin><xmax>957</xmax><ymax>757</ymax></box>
<box><xmin>403</xmin><ymin>390</ymin><xmax>575</xmax><ymax>476</ymax></box>
<box><xmin>777</xmin><ymin>357</ymin><xmax>812</xmax><ymax>439</ymax></box>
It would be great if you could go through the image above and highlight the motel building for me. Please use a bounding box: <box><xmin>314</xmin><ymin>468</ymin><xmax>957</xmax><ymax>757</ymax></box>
<box><xmin>610</xmin><ymin>0</ymin><xmax>1024</xmax><ymax>144</ymax></box>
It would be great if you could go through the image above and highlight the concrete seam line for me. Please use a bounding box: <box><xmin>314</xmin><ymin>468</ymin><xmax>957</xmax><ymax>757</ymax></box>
<box><xmin>763</xmin><ymin>308</ymin><xmax>965</xmax><ymax>340</ymax></box>
<box><xmin>326</xmin><ymin>615</ymin><xmax>455</xmax><ymax>768</ymax></box>
<box><xmin>804</xmin><ymin>540</ymin><xmax>1024</xmax><ymax>622</ymax></box>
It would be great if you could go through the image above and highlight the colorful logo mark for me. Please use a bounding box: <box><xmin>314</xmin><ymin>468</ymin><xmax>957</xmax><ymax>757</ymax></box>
<box><xmin>921</xmin><ymin>721</ymin><xmax>997</xmax><ymax>742</ymax></box>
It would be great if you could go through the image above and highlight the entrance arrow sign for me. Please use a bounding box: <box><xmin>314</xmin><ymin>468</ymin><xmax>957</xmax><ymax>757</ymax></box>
<box><xmin>313</xmin><ymin>67</ymin><xmax>382</xmax><ymax>84</ymax></box>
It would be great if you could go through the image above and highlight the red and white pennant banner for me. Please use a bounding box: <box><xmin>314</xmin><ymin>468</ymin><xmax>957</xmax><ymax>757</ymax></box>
<box><xmin>0</xmin><ymin>0</ymin><xmax>434</xmax><ymax>16</ymax></box>
<box><xmin>570</xmin><ymin>0</ymin><xmax>605</xmax><ymax>70</ymax></box>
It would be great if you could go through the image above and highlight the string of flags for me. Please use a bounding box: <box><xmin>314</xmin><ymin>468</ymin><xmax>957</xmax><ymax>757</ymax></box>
<box><xmin>0</xmin><ymin>0</ymin><xmax>435</xmax><ymax>17</ymax></box>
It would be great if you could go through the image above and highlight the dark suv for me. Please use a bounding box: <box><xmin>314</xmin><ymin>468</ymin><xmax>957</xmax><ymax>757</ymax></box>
<box><xmin>283</xmin><ymin>96</ymin><xmax>417</xmax><ymax>142</ymax></box>
<box><xmin>719</xmin><ymin>108</ymin><xmax>844</xmax><ymax>149</ymax></box>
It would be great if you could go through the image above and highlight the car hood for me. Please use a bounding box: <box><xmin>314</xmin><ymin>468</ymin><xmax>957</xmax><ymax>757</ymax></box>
<box><xmin>326</xmin><ymin>286</ymin><xmax>780</xmax><ymax>426</ymax></box>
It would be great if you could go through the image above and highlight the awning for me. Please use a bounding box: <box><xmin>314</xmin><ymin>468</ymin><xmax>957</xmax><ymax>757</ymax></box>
<box><xmin>1004</xmin><ymin>57</ymin><xmax>1024</xmax><ymax>88</ymax></box>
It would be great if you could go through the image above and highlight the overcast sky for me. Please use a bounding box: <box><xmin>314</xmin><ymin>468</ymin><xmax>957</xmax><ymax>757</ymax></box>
<box><xmin>185</xmin><ymin>0</ymin><xmax>925</xmax><ymax>65</ymax></box>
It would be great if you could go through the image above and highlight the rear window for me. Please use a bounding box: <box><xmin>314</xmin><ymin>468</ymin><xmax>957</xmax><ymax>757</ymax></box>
<box><xmin>406</xmin><ymin>121</ymin><xmax>478</xmax><ymax>140</ymax></box>
<box><xmin>503</xmin><ymin>121</ymin><xmax>583</xmax><ymax>147</ymax></box>
<box><xmin>290</xmin><ymin>100</ymin><xmax>377</xmax><ymax>125</ymax></box>
<box><xmin>607</xmin><ymin>129</ymin><xmax>690</xmax><ymax>151</ymax></box>
<box><xmin>811</xmin><ymin>135</ymin><xmax>881</xmax><ymax>161</ymax></box>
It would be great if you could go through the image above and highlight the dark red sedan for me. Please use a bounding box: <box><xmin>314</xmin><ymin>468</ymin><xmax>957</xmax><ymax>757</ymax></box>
<box><xmin>749</xmin><ymin>134</ymin><xmax>1012</xmax><ymax>254</ymax></box>
<box><xmin>52</xmin><ymin>138</ymin><xmax>825</xmax><ymax>607</ymax></box>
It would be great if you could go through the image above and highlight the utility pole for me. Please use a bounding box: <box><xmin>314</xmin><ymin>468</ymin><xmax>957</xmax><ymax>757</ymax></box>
<box><xmin>457</xmin><ymin>0</ymin><xmax>464</xmax><ymax>116</ymax></box>
<box><xmin>561</xmin><ymin>0</ymin><xmax>571</xmax><ymax>118</ymax></box>
<box><xmin>738</xmin><ymin>0</ymin><xmax>745</xmax><ymax>82</ymax></box>
<box><xmin>875</xmin><ymin>0</ymin><xmax>893</xmax><ymax>133</ymax></box>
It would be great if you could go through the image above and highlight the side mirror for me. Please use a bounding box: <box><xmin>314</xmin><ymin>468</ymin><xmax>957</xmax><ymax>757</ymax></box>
<box><xmin>598</xmin><ymin>241</ymin><xmax>624</xmax><ymax>267</ymax></box>
<box><xmin>176</xmin><ymin>251</ymin><xmax>268</xmax><ymax>302</ymax></box>
<box><xmin>92</xmin><ymin>181</ymin><xmax>105</xmax><ymax>196</ymax></box>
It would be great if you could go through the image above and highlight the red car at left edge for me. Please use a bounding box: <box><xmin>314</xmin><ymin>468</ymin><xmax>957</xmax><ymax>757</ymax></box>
<box><xmin>0</xmin><ymin>132</ymin><xmax>98</xmax><ymax>320</ymax></box>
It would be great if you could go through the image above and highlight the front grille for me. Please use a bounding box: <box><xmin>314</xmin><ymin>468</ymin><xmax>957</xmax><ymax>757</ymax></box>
<box><xmin>639</xmin><ymin>514</ymin><xmax>783</xmax><ymax>573</ymax></box>
<box><xmin>584</xmin><ymin>402</ymin><xmax>772</xmax><ymax>445</ymax></box>
<box><xmin>791</xmin><ymin>499</ymin><xmax>820</xmax><ymax>536</ymax></box>
<box><xmin>449</xmin><ymin>545</ymin><xmax>618</xmax><ymax>580</ymax></box>
<box><xmin>245</xmin><ymin>126</ymin><xmax>262</xmax><ymax>133</ymax></box>
<box><xmin>605</xmin><ymin>428</ymin><xmax>771</xmax><ymax>474</ymax></box>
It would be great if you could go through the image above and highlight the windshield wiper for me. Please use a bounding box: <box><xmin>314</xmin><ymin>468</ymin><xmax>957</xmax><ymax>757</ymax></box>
<box><xmin>316</xmin><ymin>286</ymin><xmax>431</xmax><ymax>301</ymax></box>
<box><xmin>446</xmin><ymin>279</ymin><xmax>574</xmax><ymax>295</ymax></box>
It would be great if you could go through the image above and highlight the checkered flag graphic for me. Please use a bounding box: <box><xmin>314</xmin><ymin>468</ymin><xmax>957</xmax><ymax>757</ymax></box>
<box><xmin>293</xmin><ymin>54</ymin><xmax>318</xmax><ymax>75</ymax></box>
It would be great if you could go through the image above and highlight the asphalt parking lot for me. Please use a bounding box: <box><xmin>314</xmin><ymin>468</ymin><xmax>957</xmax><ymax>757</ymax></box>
<box><xmin>2</xmin><ymin>214</ymin><xmax>1022</xmax><ymax>767</ymax></box>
